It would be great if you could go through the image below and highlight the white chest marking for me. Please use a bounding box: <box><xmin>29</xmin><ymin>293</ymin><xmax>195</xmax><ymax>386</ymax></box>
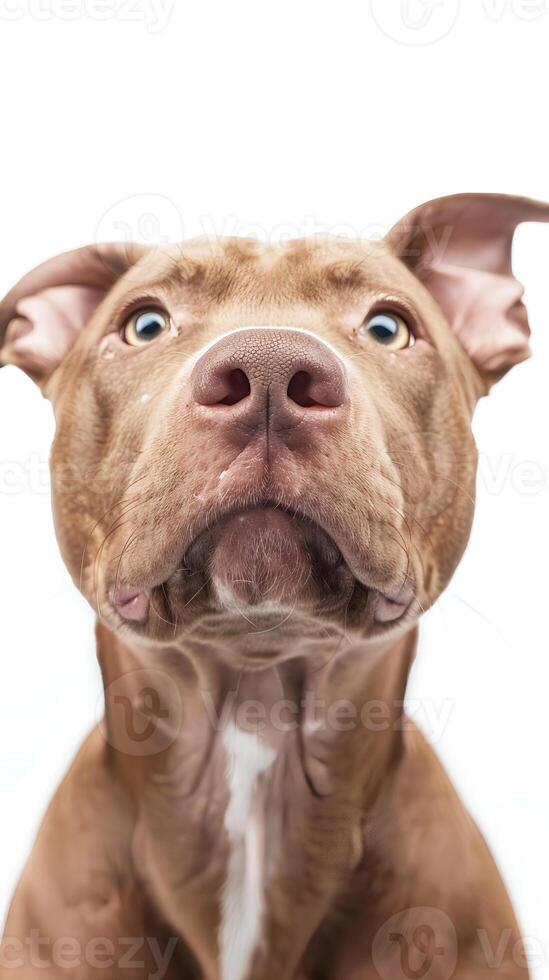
<box><xmin>220</xmin><ymin>724</ymin><xmax>277</xmax><ymax>980</ymax></box>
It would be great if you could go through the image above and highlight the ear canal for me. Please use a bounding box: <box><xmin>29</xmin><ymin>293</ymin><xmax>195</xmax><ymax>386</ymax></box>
<box><xmin>386</xmin><ymin>193</ymin><xmax>549</xmax><ymax>390</ymax></box>
<box><xmin>0</xmin><ymin>242</ymin><xmax>148</xmax><ymax>384</ymax></box>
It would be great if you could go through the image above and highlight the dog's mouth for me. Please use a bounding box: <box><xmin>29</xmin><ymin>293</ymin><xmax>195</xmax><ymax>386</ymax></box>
<box><xmin>185</xmin><ymin>504</ymin><xmax>347</xmax><ymax>607</ymax></box>
<box><xmin>110</xmin><ymin>503</ymin><xmax>415</xmax><ymax>633</ymax></box>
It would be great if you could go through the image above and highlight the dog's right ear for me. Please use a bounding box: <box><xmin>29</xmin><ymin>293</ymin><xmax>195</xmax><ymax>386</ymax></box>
<box><xmin>386</xmin><ymin>193</ymin><xmax>549</xmax><ymax>393</ymax></box>
<box><xmin>0</xmin><ymin>243</ymin><xmax>147</xmax><ymax>385</ymax></box>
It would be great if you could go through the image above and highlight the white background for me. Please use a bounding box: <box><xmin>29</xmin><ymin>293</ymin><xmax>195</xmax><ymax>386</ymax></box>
<box><xmin>1</xmin><ymin>0</ymin><xmax>548</xmax><ymax>974</ymax></box>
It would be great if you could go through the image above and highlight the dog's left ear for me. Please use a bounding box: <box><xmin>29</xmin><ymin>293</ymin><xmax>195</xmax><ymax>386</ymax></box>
<box><xmin>386</xmin><ymin>193</ymin><xmax>549</xmax><ymax>391</ymax></box>
<box><xmin>0</xmin><ymin>242</ymin><xmax>147</xmax><ymax>385</ymax></box>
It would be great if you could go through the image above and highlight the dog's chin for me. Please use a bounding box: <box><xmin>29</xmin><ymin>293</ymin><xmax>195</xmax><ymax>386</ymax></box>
<box><xmin>109</xmin><ymin>505</ymin><xmax>361</xmax><ymax>647</ymax></box>
<box><xmin>186</xmin><ymin>506</ymin><xmax>348</xmax><ymax>611</ymax></box>
<box><xmin>109</xmin><ymin>506</ymin><xmax>416</xmax><ymax>650</ymax></box>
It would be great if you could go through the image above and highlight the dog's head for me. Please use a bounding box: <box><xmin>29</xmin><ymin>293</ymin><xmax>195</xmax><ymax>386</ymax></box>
<box><xmin>2</xmin><ymin>194</ymin><xmax>546</xmax><ymax>665</ymax></box>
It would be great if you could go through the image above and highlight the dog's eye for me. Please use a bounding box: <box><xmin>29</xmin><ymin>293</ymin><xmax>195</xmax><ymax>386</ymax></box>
<box><xmin>360</xmin><ymin>312</ymin><xmax>412</xmax><ymax>351</ymax></box>
<box><xmin>123</xmin><ymin>308</ymin><xmax>170</xmax><ymax>347</ymax></box>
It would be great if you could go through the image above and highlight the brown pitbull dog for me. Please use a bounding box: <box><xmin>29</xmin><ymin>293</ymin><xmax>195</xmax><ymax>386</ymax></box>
<box><xmin>0</xmin><ymin>194</ymin><xmax>545</xmax><ymax>980</ymax></box>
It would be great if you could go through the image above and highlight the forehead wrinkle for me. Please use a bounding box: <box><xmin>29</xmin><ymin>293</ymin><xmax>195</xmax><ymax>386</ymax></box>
<box><xmin>142</xmin><ymin>237</ymin><xmax>400</xmax><ymax>312</ymax></box>
<box><xmin>147</xmin><ymin>253</ymin><xmax>206</xmax><ymax>295</ymax></box>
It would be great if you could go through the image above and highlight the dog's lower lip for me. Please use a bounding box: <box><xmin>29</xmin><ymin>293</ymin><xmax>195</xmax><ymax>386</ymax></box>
<box><xmin>110</xmin><ymin>510</ymin><xmax>414</xmax><ymax>629</ymax></box>
<box><xmin>112</xmin><ymin>587</ymin><xmax>149</xmax><ymax>621</ymax></box>
<box><xmin>183</xmin><ymin>505</ymin><xmax>343</xmax><ymax>575</ymax></box>
<box><xmin>374</xmin><ymin>584</ymin><xmax>415</xmax><ymax>623</ymax></box>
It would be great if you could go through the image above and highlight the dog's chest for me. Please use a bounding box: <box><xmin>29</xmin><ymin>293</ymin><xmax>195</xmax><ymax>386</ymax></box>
<box><xmin>134</xmin><ymin>686</ymin><xmax>359</xmax><ymax>980</ymax></box>
<box><xmin>135</xmin><ymin>724</ymin><xmax>291</xmax><ymax>978</ymax></box>
<box><xmin>219</xmin><ymin>723</ymin><xmax>277</xmax><ymax>980</ymax></box>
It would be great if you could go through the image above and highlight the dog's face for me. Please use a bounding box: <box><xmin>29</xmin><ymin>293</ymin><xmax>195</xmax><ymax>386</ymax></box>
<box><xmin>45</xmin><ymin>237</ymin><xmax>478</xmax><ymax>657</ymax></box>
<box><xmin>1</xmin><ymin>194</ymin><xmax>546</xmax><ymax>665</ymax></box>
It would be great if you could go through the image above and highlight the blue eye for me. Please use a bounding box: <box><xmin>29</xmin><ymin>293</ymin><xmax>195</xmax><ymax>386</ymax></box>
<box><xmin>124</xmin><ymin>308</ymin><xmax>170</xmax><ymax>347</ymax></box>
<box><xmin>360</xmin><ymin>312</ymin><xmax>412</xmax><ymax>350</ymax></box>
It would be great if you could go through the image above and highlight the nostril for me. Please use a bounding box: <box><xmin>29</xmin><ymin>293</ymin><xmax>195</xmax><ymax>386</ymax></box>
<box><xmin>219</xmin><ymin>368</ymin><xmax>251</xmax><ymax>406</ymax></box>
<box><xmin>287</xmin><ymin>366</ymin><xmax>347</xmax><ymax>409</ymax></box>
<box><xmin>287</xmin><ymin>370</ymin><xmax>319</xmax><ymax>408</ymax></box>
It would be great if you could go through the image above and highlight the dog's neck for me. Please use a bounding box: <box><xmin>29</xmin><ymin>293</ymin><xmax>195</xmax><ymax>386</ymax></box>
<box><xmin>96</xmin><ymin>623</ymin><xmax>416</xmax><ymax>978</ymax></box>
<box><xmin>97</xmin><ymin>622</ymin><xmax>416</xmax><ymax>799</ymax></box>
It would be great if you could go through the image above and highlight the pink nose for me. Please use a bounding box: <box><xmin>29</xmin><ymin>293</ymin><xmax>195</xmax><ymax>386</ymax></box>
<box><xmin>191</xmin><ymin>328</ymin><xmax>348</xmax><ymax>434</ymax></box>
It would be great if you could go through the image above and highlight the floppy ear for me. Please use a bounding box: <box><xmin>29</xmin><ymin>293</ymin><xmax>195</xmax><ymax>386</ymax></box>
<box><xmin>0</xmin><ymin>242</ymin><xmax>147</xmax><ymax>384</ymax></box>
<box><xmin>386</xmin><ymin>193</ymin><xmax>549</xmax><ymax>389</ymax></box>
